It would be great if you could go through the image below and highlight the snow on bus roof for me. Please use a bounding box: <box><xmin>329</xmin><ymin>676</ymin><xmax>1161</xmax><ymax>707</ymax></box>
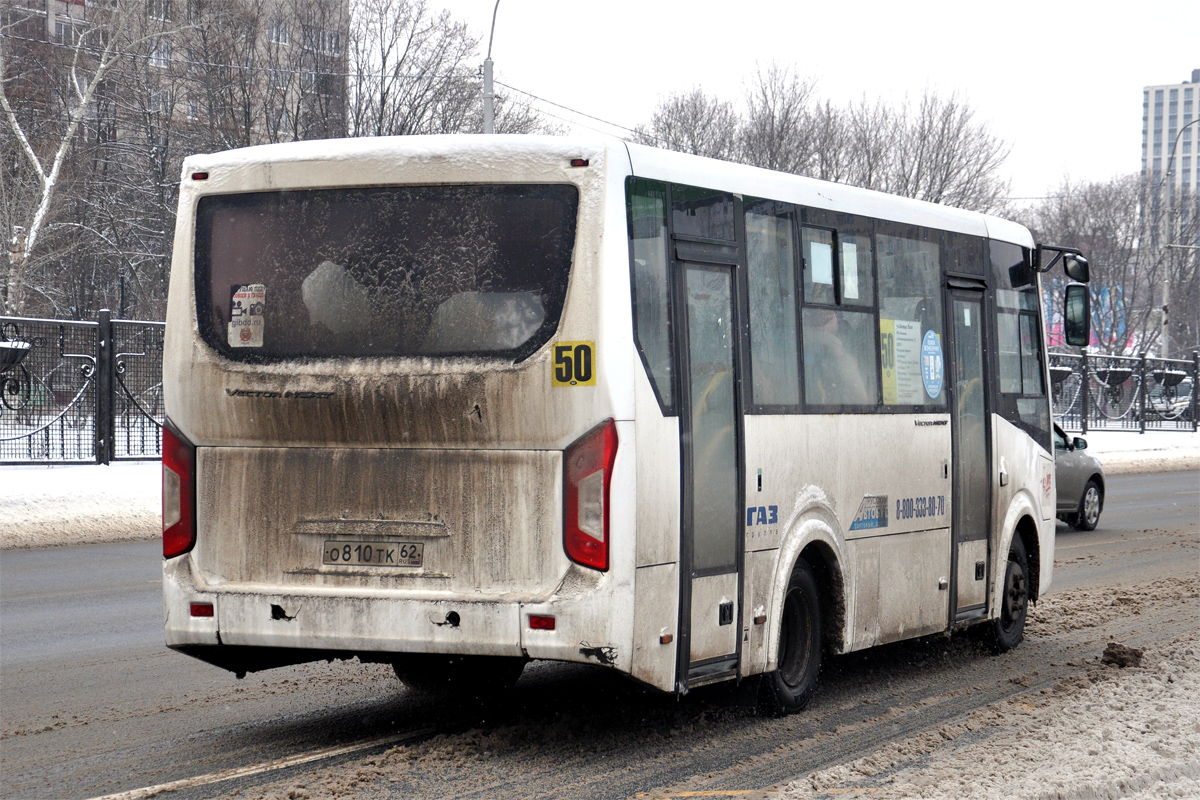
<box><xmin>180</xmin><ymin>134</ymin><xmax>1033</xmax><ymax>249</ymax></box>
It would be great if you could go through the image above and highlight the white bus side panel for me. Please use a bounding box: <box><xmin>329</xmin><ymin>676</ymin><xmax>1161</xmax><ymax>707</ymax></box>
<box><xmin>742</xmin><ymin>414</ymin><xmax>952</xmax><ymax>669</ymax></box>
<box><xmin>990</xmin><ymin>415</ymin><xmax>1055</xmax><ymax>604</ymax></box>
<box><xmin>629</xmin><ymin>343</ymin><xmax>682</xmax><ymax>692</ymax></box>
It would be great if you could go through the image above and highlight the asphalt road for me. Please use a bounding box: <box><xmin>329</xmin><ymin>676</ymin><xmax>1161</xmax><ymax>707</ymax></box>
<box><xmin>1</xmin><ymin>470</ymin><xmax>1196</xmax><ymax>800</ymax></box>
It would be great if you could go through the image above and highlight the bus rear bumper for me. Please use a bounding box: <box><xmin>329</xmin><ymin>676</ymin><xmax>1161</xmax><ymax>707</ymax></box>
<box><xmin>163</xmin><ymin>558</ymin><xmax>626</xmax><ymax>673</ymax></box>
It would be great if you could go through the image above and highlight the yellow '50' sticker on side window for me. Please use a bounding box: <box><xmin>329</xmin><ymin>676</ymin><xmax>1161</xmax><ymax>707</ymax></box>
<box><xmin>552</xmin><ymin>342</ymin><xmax>596</xmax><ymax>386</ymax></box>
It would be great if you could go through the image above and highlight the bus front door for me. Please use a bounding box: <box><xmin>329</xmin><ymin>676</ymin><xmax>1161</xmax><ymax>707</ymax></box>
<box><xmin>947</xmin><ymin>288</ymin><xmax>991</xmax><ymax>619</ymax></box>
<box><xmin>676</xmin><ymin>260</ymin><xmax>744</xmax><ymax>689</ymax></box>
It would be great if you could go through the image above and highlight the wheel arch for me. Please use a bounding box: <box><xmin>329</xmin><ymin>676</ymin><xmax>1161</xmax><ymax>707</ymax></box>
<box><xmin>764</xmin><ymin>490</ymin><xmax>850</xmax><ymax>672</ymax></box>
<box><xmin>993</xmin><ymin>489</ymin><xmax>1044</xmax><ymax>613</ymax></box>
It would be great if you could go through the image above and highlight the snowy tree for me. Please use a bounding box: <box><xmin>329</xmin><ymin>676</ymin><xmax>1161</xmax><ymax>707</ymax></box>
<box><xmin>1</xmin><ymin>0</ymin><xmax>142</xmax><ymax>315</ymax></box>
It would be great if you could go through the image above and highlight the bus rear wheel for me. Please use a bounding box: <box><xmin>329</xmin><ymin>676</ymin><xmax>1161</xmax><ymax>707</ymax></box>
<box><xmin>760</xmin><ymin>560</ymin><xmax>822</xmax><ymax>716</ymax></box>
<box><xmin>392</xmin><ymin>654</ymin><xmax>526</xmax><ymax>697</ymax></box>
<box><xmin>986</xmin><ymin>535</ymin><xmax>1029</xmax><ymax>653</ymax></box>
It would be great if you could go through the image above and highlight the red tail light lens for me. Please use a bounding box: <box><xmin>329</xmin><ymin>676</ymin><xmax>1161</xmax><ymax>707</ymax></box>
<box><xmin>162</xmin><ymin>422</ymin><xmax>196</xmax><ymax>559</ymax></box>
<box><xmin>563</xmin><ymin>419</ymin><xmax>617</xmax><ymax>571</ymax></box>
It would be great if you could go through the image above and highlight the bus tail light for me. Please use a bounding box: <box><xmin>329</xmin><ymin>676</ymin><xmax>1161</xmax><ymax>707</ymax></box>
<box><xmin>563</xmin><ymin>419</ymin><xmax>617</xmax><ymax>571</ymax></box>
<box><xmin>163</xmin><ymin>422</ymin><xmax>196</xmax><ymax>559</ymax></box>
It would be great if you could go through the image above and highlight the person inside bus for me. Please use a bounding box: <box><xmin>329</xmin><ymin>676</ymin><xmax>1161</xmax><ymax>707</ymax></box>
<box><xmin>803</xmin><ymin>308</ymin><xmax>873</xmax><ymax>406</ymax></box>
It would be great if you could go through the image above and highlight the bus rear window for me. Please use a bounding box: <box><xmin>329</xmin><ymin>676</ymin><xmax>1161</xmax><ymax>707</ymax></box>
<box><xmin>194</xmin><ymin>184</ymin><xmax>578</xmax><ymax>361</ymax></box>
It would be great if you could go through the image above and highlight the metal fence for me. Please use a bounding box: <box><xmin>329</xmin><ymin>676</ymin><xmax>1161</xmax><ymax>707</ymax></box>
<box><xmin>1050</xmin><ymin>350</ymin><xmax>1199</xmax><ymax>433</ymax></box>
<box><xmin>1</xmin><ymin>311</ymin><xmax>164</xmax><ymax>465</ymax></box>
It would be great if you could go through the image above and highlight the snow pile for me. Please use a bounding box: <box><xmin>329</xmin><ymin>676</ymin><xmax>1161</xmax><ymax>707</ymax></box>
<box><xmin>781</xmin><ymin>631</ymin><xmax>1200</xmax><ymax>799</ymax></box>
<box><xmin>1068</xmin><ymin>428</ymin><xmax>1200</xmax><ymax>476</ymax></box>
<box><xmin>0</xmin><ymin>462</ymin><xmax>160</xmax><ymax>549</ymax></box>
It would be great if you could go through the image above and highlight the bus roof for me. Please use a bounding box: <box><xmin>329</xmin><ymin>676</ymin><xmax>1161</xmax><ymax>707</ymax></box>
<box><xmin>622</xmin><ymin>140</ymin><xmax>1033</xmax><ymax>248</ymax></box>
<box><xmin>180</xmin><ymin>134</ymin><xmax>1034</xmax><ymax>249</ymax></box>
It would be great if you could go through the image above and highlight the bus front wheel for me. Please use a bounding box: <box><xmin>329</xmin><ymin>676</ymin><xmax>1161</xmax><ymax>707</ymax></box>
<box><xmin>986</xmin><ymin>535</ymin><xmax>1029</xmax><ymax>653</ymax></box>
<box><xmin>760</xmin><ymin>560</ymin><xmax>822</xmax><ymax>716</ymax></box>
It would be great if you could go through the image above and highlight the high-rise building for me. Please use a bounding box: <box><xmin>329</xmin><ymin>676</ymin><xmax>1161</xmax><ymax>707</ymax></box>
<box><xmin>1142</xmin><ymin>69</ymin><xmax>1200</xmax><ymax>189</ymax></box>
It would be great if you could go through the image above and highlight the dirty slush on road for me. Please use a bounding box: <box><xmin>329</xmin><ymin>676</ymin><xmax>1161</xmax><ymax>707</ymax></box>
<box><xmin>217</xmin><ymin>573</ymin><xmax>1199</xmax><ymax>800</ymax></box>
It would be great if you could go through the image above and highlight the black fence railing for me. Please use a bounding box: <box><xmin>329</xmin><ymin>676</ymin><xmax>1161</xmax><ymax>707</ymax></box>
<box><xmin>1</xmin><ymin>311</ymin><xmax>164</xmax><ymax>465</ymax></box>
<box><xmin>1050</xmin><ymin>350</ymin><xmax>1199</xmax><ymax>433</ymax></box>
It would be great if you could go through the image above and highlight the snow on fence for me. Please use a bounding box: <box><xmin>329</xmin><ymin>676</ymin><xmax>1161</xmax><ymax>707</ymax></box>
<box><xmin>1050</xmin><ymin>350</ymin><xmax>1200</xmax><ymax>433</ymax></box>
<box><xmin>1</xmin><ymin>311</ymin><xmax>164</xmax><ymax>465</ymax></box>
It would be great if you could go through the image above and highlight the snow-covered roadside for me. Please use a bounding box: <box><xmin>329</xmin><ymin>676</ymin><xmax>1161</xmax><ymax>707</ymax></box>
<box><xmin>780</xmin><ymin>578</ymin><xmax>1200</xmax><ymax>800</ymax></box>
<box><xmin>1075</xmin><ymin>428</ymin><xmax>1200</xmax><ymax>476</ymax></box>
<box><xmin>0</xmin><ymin>461</ymin><xmax>160</xmax><ymax>550</ymax></box>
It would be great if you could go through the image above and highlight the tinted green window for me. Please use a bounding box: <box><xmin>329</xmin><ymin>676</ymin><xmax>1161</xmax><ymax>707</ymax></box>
<box><xmin>671</xmin><ymin>185</ymin><xmax>735</xmax><ymax>241</ymax></box>
<box><xmin>745</xmin><ymin>202</ymin><xmax>800</xmax><ymax>406</ymax></box>
<box><xmin>627</xmin><ymin>178</ymin><xmax>674</xmax><ymax>407</ymax></box>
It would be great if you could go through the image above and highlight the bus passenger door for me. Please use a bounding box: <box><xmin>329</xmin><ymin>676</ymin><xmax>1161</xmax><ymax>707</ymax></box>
<box><xmin>676</xmin><ymin>258</ymin><xmax>744</xmax><ymax>690</ymax></box>
<box><xmin>947</xmin><ymin>288</ymin><xmax>991</xmax><ymax>620</ymax></box>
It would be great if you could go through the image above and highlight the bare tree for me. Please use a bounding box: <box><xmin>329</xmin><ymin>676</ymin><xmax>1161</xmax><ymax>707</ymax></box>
<box><xmin>887</xmin><ymin>90</ymin><xmax>1010</xmax><ymax>213</ymax></box>
<box><xmin>346</xmin><ymin>0</ymin><xmax>477</xmax><ymax>136</ymax></box>
<box><xmin>738</xmin><ymin>64</ymin><xmax>818</xmax><ymax>174</ymax></box>
<box><xmin>1017</xmin><ymin>175</ymin><xmax>1200</xmax><ymax>356</ymax></box>
<box><xmin>632</xmin><ymin>69</ymin><xmax>1011</xmax><ymax>216</ymax></box>
<box><xmin>631</xmin><ymin>87</ymin><xmax>740</xmax><ymax>160</ymax></box>
<box><xmin>1</xmin><ymin>0</ymin><xmax>146</xmax><ymax>315</ymax></box>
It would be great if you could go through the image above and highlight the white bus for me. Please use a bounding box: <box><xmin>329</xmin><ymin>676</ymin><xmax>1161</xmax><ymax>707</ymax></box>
<box><xmin>162</xmin><ymin>136</ymin><xmax>1090</xmax><ymax>712</ymax></box>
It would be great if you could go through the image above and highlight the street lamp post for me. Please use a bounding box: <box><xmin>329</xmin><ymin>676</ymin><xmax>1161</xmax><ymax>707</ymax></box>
<box><xmin>1160</xmin><ymin>117</ymin><xmax>1200</xmax><ymax>358</ymax></box>
<box><xmin>482</xmin><ymin>0</ymin><xmax>501</xmax><ymax>134</ymax></box>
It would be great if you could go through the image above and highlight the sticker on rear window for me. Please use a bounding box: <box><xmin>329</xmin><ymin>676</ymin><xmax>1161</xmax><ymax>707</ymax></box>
<box><xmin>552</xmin><ymin>341</ymin><xmax>596</xmax><ymax>386</ymax></box>
<box><xmin>228</xmin><ymin>284</ymin><xmax>265</xmax><ymax>348</ymax></box>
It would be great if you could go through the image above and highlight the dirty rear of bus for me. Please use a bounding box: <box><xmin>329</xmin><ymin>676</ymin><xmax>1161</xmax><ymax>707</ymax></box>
<box><xmin>162</xmin><ymin>137</ymin><xmax>636</xmax><ymax>682</ymax></box>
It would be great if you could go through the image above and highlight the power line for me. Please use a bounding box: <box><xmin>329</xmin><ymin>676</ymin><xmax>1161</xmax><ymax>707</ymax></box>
<box><xmin>492</xmin><ymin>78</ymin><xmax>641</xmax><ymax>138</ymax></box>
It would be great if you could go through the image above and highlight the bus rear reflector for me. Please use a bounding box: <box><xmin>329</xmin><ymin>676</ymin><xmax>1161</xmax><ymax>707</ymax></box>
<box><xmin>563</xmin><ymin>419</ymin><xmax>617</xmax><ymax>571</ymax></box>
<box><xmin>529</xmin><ymin>615</ymin><xmax>555</xmax><ymax>630</ymax></box>
<box><xmin>162</xmin><ymin>423</ymin><xmax>196</xmax><ymax>559</ymax></box>
<box><xmin>190</xmin><ymin>603</ymin><xmax>214</xmax><ymax>617</ymax></box>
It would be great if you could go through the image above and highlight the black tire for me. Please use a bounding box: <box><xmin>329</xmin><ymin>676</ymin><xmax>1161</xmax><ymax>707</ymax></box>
<box><xmin>986</xmin><ymin>535</ymin><xmax>1029</xmax><ymax>653</ymax></box>
<box><xmin>392</xmin><ymin>654</ymin><xmax>526</xmax><ymax>697</ymax></box>
<box><xmin>759</xmin><ymin>560</ymin><xmax>822</xmax><ymax>716</ymax></box>
<box><xmin>1073</xmin><ymin>479</ymin><xmax>1103</xmax><ymax>531</ymax></box>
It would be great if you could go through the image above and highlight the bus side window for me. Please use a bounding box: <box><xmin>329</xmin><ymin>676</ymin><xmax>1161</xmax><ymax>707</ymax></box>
<box><xmin>627</xmin><ymin>178</ymin><xmax>674</xmax><ymax>410</ymax></box>
<box><xmin>802</xmin><ymin>307</ymin><xmax>878</xmax><ymax>406</ymax></box>
<box><xmin>877</xmin><ymin>227</ymin><xmax>946</xmax><ymax>407</ymax></box>
<box><xmin>990</xmin><ymin>241</ymin><xmax>1050</xmax><ymax>447</ymax></box>
<box><xmin>745</xmin><ymin>201</ymin><xmax>800</xmax><ymax>408</ymax></box>
<box><xmin>799</xmin><ymin>222</ymin><xmax>880</xmax><ymax>409</ymax></box>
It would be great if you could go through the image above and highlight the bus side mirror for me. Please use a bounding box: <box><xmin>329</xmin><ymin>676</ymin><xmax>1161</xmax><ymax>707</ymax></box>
<box><xmin>1063</xmin><ymin>253</ymin><xmax>1089</xmax><ymax>283</ymax></box>
<box><xmin>1064</xmin><ymin>283</ymin><xmax>1090</xmax><ymax>347</ymax></box>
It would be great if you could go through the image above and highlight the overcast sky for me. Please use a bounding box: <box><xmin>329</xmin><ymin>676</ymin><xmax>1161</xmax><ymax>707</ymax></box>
<box><xmin>452</xmin><ymin>0</ymin><xmax>1199</xmax><ymax>205</ymax></box>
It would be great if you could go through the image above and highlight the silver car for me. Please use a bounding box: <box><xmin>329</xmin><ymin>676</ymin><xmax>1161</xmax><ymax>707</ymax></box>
<box><xmin>1053</xmin><ymin>423</ymin><xmax>1105</xmax><ymax>530</ymax></box>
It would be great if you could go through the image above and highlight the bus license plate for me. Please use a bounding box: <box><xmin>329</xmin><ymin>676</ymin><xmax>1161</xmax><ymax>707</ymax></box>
<box><xmin>322</xmin><ymin>541</ymin><xmax>423</xmax><ymax>568</ymax></box>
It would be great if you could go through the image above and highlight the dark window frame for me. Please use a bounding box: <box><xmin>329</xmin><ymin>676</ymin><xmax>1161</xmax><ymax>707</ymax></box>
<box><xmin>626</xmin><ymin>176</ymin><xmax>677</xmax><ymax>415</ymax></box>
<box><xmin>741</xmin><ymin>197</ymin><xmax>803</xmax><ymax>415</ymax></box>
<box><xmin>987</xmin><ymin>242</ymin><xmax>1051</xmax><ymax>450</ymax></box>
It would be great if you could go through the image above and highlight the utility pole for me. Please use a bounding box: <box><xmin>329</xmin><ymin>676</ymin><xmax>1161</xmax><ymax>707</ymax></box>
<box><xmin>482</xmin><ymin>0</ymin><xmax>501</xmax><ymax>134</ymax></box>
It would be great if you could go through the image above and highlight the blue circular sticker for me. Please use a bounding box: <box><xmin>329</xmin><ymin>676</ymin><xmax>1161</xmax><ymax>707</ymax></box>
<box><xmin>921</xmin><ymin>330</ymin><xmax>943</xmax><ymax>399</ymax></box>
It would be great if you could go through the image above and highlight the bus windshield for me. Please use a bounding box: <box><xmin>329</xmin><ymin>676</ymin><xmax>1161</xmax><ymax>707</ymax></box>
<box><xmin>194</xmin><ymin>184</ymin><xmax>579</xmax><ymax>361</ymax></box>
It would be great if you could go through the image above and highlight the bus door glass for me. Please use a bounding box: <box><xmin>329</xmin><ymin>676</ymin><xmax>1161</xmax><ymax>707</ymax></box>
<box><xmin>948</xmin><ymin>288</ymin><xmax>991</xmax><ymax>617</ymax></box>
<box><xmin>676</xmin><ymin>254</ymin><xmax>744</xmax><ymax>687</ymax></box>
